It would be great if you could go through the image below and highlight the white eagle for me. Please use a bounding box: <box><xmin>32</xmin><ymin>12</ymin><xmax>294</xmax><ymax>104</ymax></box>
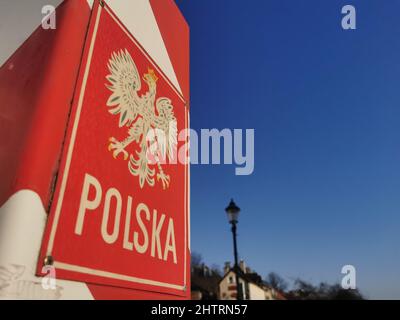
<box><xmin>105</xmin><ymin>49</ymin><xmax>177</xmax><ymax>189</ymax></box>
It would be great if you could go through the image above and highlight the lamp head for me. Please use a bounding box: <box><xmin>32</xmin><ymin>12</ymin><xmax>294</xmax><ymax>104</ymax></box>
<box><xmin>225</xmin><ymin>199</ymin><xmax>240</xmax><ymax>223</ymax></box>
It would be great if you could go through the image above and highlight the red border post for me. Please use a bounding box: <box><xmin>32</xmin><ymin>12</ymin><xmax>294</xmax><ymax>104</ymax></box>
<box><xmin>0</xmin><ymin>0</ymin><xmax>190</xmax><ymax>300</ymax></box>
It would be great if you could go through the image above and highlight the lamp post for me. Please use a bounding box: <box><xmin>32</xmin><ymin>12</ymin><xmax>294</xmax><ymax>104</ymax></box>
<box><xmin>225</xmin><ymin>199</ymin><xmax>243</xmax><ymax>300</ymax></box>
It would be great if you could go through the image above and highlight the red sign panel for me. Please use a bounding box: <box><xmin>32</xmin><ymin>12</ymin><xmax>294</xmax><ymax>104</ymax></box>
<box><xmin>39</xmin><ymin>2</ymin><xmax>189</xmax><ymax>296</ymax></box>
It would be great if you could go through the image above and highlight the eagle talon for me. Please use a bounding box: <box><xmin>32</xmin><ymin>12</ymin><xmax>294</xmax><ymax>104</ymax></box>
<box><xmin>108</xmin><ymin>137</ymin><xmax>129</xmax><ymax>160</ymax></box>
<box><xmin>157</xmin><ymin>172</ymin><xmax>170</xmax><ymax>189</ymax></box>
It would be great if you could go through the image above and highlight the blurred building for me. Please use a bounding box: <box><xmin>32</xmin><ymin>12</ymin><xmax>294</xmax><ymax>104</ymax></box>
<box><xmin>219</xmin><ymin>261</ymin><xmax>286</xmax><ymax>300</ymax></box>
<box><xmin>191</xmin><ymin>263</ymin><xmax>222</xmax><ymax>300</ymax></box>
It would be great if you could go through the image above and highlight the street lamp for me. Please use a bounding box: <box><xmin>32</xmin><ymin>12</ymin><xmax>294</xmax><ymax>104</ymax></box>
<box><xmin>225</xmin><ymin>199</ymin><xmax>243</xmax><ymax>300</ymax></box>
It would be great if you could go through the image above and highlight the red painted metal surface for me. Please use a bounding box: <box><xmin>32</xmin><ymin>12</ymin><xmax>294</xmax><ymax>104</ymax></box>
<box><xmin>37</xmin><ymin>1</ymin><xmax>190</xmax><ymax>299</ymax></box>
<box><xmin>0</xmin><ymin>0</ymin><xmax>91</xmax><ymax>208</ymax></box>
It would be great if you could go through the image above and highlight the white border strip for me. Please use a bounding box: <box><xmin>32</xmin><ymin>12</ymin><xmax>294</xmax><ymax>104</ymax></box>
<box><xmin>55</xmin><ymin>262</ymin><xmax>184</xmax><ymax>291</ymax></box>
<box><xmin>104</xmin><ymin>6</ymin><xmax>185</xmax><ymax>103</ymax></box>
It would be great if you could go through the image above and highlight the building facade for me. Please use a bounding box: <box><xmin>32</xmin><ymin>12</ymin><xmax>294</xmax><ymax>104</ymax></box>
<box><xmin>219</xmin><ymin>261</ymin><xmax>285</xmax><ymax>300</ymax></box>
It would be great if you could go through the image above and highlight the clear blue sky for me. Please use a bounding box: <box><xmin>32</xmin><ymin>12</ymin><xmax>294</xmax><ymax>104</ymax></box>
<box><xmin>176</xmin><ymin>0</ymin><xmax>400</xmax><ymax>299</ymax></box>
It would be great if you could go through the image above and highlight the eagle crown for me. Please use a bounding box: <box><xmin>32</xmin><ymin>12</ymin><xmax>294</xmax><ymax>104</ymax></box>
<box><xmin>143</xmin><ymin>68</ymin><xmax>158</xmax><ymax>87</ymax></box>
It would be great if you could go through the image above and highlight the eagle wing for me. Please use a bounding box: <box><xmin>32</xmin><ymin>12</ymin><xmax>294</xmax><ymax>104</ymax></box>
<box><xmin>106</xmin><ymin>49</ymin><xmax>142</xmax><ymax>127</ymax></box>
<box><xmin>154</xmin><ymin>97</ymin><xmax>178</xmax><ymax>161</ymax></box>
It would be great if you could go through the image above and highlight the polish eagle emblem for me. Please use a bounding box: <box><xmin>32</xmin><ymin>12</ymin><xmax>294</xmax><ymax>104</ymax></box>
<box><xmin>105</xmin><ymin>49</ymin><xmax>177</xmax><ymax>189</ymax></box>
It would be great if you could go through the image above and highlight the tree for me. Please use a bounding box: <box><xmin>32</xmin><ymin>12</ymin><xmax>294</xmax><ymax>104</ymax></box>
<box><xmin>191</xmin><ymin>252</ymin><xmax>203</xmax><ymax>268</ymax></box>
<box><xmin>265</xmin><ymin>272</ymin><xmax>288</xmax><ymax>292</ymax></box>
<box><xmin>288</xmin><ymin>279</ymin><xmax>364</xmax><ymax>300</ymax></box>
<box><xmin>326</xmin><ymin>284</ymin><xmax>364</xmax><ymax>300</ymax></box>
<box><xmin>210</xmin><ymin>264</ymin><xmax>222</xmax><ymax>277</ymax></box>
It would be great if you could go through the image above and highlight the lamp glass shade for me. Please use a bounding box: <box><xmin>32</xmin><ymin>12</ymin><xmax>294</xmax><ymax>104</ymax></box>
<box><xmin>225</xmin><ymin>199</ymin><xmax>240</xmax><ymax>223</ymax></box>
<box><xmin>226</xmin><ymin>211</ymin><xmax>239</xmax><ymax>223</ymax></box>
